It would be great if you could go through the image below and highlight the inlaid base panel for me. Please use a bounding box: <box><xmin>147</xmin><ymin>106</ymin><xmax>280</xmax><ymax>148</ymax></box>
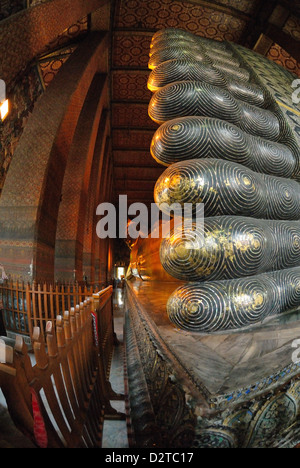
<box><xmin>125</xmin><ymin>279</ymin><xmax>300</xmax><ymax>448</ymax></box>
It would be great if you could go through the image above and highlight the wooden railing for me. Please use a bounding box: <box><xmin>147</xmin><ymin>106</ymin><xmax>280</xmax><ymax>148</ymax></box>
<box><xmin>0</xmin><ymin>281</ymin><xmax>98</xmax><ymax>344</ymax></box>
<box><xmin>0</xmin><ymin>286</ymin><xmax>124</xmax><ymax>448</ymax></box>
<box><xmin>93</xmin><ymin>288</ymin><xmax>117</xmax><ymax>381</ymax></box>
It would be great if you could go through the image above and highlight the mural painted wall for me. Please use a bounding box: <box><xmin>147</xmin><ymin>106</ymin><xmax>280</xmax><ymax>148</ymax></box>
<box><xmin>0</xmin><ymin>63</ymin><xmax>44</xmax><ymax>193</ymax></box>
<box><xmin>0</xmin><ymin>16</ymin><xmax>89</xmax><ymax>194</ymax></box>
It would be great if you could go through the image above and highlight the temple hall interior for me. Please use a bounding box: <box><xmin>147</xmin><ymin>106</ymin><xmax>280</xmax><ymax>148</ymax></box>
<box><xmin>0</xmin><ymin>0</ymin><xmax>300</xmax><ymax>450</ymax></box>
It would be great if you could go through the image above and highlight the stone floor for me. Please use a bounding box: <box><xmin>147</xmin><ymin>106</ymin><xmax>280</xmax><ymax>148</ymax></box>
<box><xmin>102</xmin><ymin>288</ymin><xmax>129</xmax><ymax>448</ymax></box>
<box><xmin>0</xmin><ymin>287</ymin><xmax>129</xmax><ymax>449</ymax></box>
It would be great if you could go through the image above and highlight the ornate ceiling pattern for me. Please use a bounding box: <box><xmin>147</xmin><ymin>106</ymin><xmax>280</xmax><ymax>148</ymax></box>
<box><xmin>38</xmin><ymin>45</ymin><xmax>77</xmax><ymax>88</ymax></box>
<box><xmin>267</xmin><ymin>43</ymin><xmax>300</xmax><ymax>76</ymax></box>
<box><xmin>38</xmin><ymin>16</ymin><xmax>89</xmax><ymax>87</ymax></box>
<box><xmin>265</xmin><ymin>12</ymin><xmax>300</xmax><ymax>77</ymax></box>
<box><xmin>114</xmin><ymin>0</ymin><xmax>248</xmax><ymax>41</ymax></box>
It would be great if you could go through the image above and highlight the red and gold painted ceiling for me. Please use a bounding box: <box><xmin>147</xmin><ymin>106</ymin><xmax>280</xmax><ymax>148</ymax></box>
<box><xmin>1</xmin><ymin>0</ymin><xmax>300</xmax><ymax>208</ymax></box>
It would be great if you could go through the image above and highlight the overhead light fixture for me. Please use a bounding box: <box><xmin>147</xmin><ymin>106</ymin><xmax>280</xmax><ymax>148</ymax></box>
<box><xmin>0</xmin><ymin>79</ymin><xmax>9</xmax><ymax>121</ymax></box>
<box><xmin>0</xmin><ymin>99</ymin><xmax>9</xmax><ymax>121</ymax></box>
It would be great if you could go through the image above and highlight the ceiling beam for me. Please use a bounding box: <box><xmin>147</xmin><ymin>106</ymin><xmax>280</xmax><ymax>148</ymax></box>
<box><xmin>255</xmin><ymin>24</ymin><xmax>300</xmax><ymax>62</ymax></box>
<box><xmin>114</xmin><ymin>167</ymin><xmax>164</xmax><ymax>179</ymax></box>
<box><xmin>113</xmin><ymin>151</ymin><xmax>161</xmax><ymax>168</ymax></box>
<box><xmin>114</xmin><ymin>180</ymin><xmax>156</xmax><ymax>191</ymax></box>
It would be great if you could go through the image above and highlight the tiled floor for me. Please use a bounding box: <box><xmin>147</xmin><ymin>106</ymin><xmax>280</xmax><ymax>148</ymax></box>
<box><xmin>102</xmin><ymin>288</ymin><xmax>129</xmax><ymax>448</ymax></box>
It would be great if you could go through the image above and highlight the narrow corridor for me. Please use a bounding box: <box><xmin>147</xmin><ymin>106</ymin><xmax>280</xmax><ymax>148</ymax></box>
<box><xmin>0</xmin><ymin>287</ymin><xmax>129</xmax><ymax>448</ymax></box>
<box><xmin>102</xmin><ymin>287</ymin><xmax>129</xmax><ymax>448</ymax></box>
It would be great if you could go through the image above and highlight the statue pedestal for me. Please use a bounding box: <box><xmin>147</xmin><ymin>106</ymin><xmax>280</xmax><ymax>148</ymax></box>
<box><xmin>125</xmin><ymin>278</ymin><xmax>300</xmax><ymax>448</ymax></box>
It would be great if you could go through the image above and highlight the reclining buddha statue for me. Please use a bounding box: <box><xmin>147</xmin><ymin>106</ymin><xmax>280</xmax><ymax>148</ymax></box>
<box><xmin>128</xmin><ymin>27</ymin><xmax>300</xmax><ymax>333</ymax></box>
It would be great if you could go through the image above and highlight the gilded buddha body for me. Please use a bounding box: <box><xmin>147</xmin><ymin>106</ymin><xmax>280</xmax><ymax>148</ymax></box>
<box><xmin>128</xmin><ymin>27</ymin><xmax>300</xmax><ymax>333</ymax></box>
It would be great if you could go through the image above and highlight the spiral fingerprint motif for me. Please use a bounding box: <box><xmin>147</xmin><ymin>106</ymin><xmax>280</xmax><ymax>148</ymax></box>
<box><xmin>150</xmin><ymin>39</ymin><xmax>235</xmax><ymax>67</ymax></box>
<box><xmin>147</xmin><ymin>28</ymin><xmax>300</xmax><ymax>333</ymax></box>
<box><xmin>148</xmin><ymin>47</ymin><xmax>209</xmax><ymax>69</ymax></box>
<box><xmin>150</xmin><ymin>116</ymin><xmax>296</xmax><ymax>178</ymax></box>
<box><xmin>148</xmin><ymin>48</ymin><xmax>250</xmax><ymax>83</ymax></box>
<box><xmin>227</xmin><ymin>79</ymin><xmax>265</xmax><ymax>107</ymax></box>
<box><xmin>148</xmin><ymin>59</ymin><xmax>227</xmax><ymax>91</ymax></box>
<box><xmin>166</xmin><ymin>267</ymin><xmax>300</xmax><ymax>332</ymax></box>
<box><xmin>212</xmin><ymin>62</ymin><xmax>250</xmax><ymax>82</ymax></box>
<box><xmin>151</xmin><ymin>27</ymin><xmax>197</xmax><ymax>43</ymax></box>
<box><xmin>160</xmin><ymin>216</ymin><xmax>300</xmax><ymax>282</ymax></box>
<box><xmin>148</xmin><ymin>59</ymin><xmax>265</xmax><ymax>107</ymax></box>
<box><xmin>149</xmin><ymin>28</ymin><xmax>251</xmax><ymax>81</ymax></box>
<box><xmin>151</xmin><ymin>28</ymin><xmax>230</xmax><ymax>53</ymax></box>
<box><xmin>261</xmin><ymin>174</ymin><xmax>300</xmax><ymax>220</ymax></box>
<box><xmin>148</xmin><ymin>46</ymin><xmax>242</xmax><ymax>70</ymax></box>
<box><xmin>148</xmin><ymin>81</ymin><xmax>280</xmax><ymax>140</ymax></box>
<box><xmin>154</xmin><ymin>159</ymin><xmax>300</xmax><ymax>220</ymax></box>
